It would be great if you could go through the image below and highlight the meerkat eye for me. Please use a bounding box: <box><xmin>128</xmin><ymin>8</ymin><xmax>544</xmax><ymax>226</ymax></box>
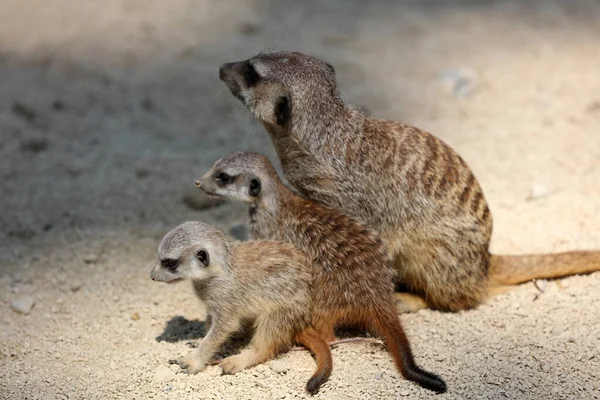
<box><xmin>161</xmin><ymin>258</ymin><xmax>179</xmax><ymax>272</ymax></box>
<box><xmin>274</xmin><ymin>96</ymin><xmax>291</xmax><ymax>126</ymax></box>
<box><xmin>243</xmin><ymin>61</ymin><xmax>260</xmax><ymax>87</ymax></box>
<box><xmin>249</xmin><ymin>178</ymin><xmax>261</xmax><ymax>197</ymax></box>
<box><xmin>215</xmin><ymin>172</ymin><xmax>234</xmax><ymax>186</ymax></box>
<box><xmin>196</xmin><ymin>250</ymin><xmax>209</xmax><ymax>266</ymax></box>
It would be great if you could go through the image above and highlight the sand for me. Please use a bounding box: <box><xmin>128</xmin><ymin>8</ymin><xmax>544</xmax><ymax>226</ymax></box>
<box><xmin>1</xmin><ymin>1</ymin><xmax>599</xmax><ymax>399</ymax></box>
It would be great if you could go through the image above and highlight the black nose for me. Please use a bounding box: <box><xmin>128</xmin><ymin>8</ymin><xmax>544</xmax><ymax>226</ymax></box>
<box><xmin>219</xmin><ymin>63</ymin><xmax>233</xmax><ymax>81</ymax></box>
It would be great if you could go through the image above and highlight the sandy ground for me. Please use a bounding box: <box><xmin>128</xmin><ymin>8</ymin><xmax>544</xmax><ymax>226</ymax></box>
<box><xmin>1</xmin><ymin>1</ymin><xmax>599</xmax><ymax>399</ymax></box>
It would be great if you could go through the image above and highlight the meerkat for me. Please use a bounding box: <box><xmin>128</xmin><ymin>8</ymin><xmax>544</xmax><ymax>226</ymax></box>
<box><xmin>218</xmin><ymin>51</ymin><xmax>600</xmax><ymax>313</ymax></box>
<box><xmin>196</xmin><ymin>152</ymin><xmax>447</xmax><ymax>394</ymax></box>
<box><xmin>150</xmin><ymin>221</ymin><xmax>332</xmax><ymax>394</ymax></box>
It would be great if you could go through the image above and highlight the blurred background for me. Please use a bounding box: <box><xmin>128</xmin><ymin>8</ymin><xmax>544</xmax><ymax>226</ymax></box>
<box><xmin>1</xmin><ymin>1</ymin><xmax>599</xmax><ymax>399</ymax></box>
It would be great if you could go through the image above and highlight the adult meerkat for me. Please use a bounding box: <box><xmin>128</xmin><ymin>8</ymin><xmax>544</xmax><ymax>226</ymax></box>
<box><xmin>196</xmin><ymin>152</ymin><xmax>447</xmax><ymax>394</ymax></box>
<box><xmin>150</xmin><ymin>221</ymin><xmax>332</xmax><ymax>394</ymax></box>
<box><xmin>218</xmin><ymin>51</ymin><xmax>600</xmax><ymax>312</ymax></box>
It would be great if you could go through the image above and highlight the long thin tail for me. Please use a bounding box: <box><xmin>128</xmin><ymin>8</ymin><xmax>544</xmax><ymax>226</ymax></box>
<box><xmin>489</xmin><ymin>250</ymin><xmax>600</xmax><ymax>285</ymax></box>
<box><xmin>372</xmin><ymin>311</ymin><xmax>447</xmax><ymax>393</ymax></box>
<box><xmin>294</xmin><ymin>327</ymin><xmax>333</xmax><ymax>395</ymax></box>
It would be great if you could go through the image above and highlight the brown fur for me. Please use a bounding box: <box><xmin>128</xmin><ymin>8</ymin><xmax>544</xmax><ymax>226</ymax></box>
<box><xmin>196</xmin><ymin>152</ymin><xmax>447</xmax><ymax>393</ymax></box>
<box><xmin>150</xmin><ymin>221</ymin><xmax>331</xmax><ymax>394</ymax></box>
<box><xmin>219</xmin><ymin>51</ymin><xmax>600</xmax><ymax>312</ymax></box>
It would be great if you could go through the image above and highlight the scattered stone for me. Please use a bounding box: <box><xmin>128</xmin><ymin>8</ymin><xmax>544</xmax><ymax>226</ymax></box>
<box><xmin>51</xmin><ymin>100</ymin><xmax>65</xmax><ymax>111</ymax></box>
<box><xmin>269</xmin><ymin>360</ymin><xmax>288</xmax><ymax>374</ymax></box>
<box><xmin>153</xmin><ymin>365</ymin><xmax>176</xmax><ymax>383</ymax></box>
<box><xmin>540</xmin><ymin>363</ymin><xmax>551</xmax><ymax>373</ymax></box>
<box><xmin>131</xmin><ymin>312</ymin><xmax>140</xmax><ymax>321</ymax></box>
<box><xmin>8</xmin><ymin>229</ymin><xmax>36</xmax><ymax>240</ymax></box>
<box><xmin>550</xmin><ymin>326</ymin><xmax>565</xmax><ymax>336</ymax></box>
<box><xmin>398</xmin><ymin>389</ymin><xmax>411</xmax><ymax>396</ymax></box>
<box><xmin>12</xmin><ymin>101</ymin><xmax>37</xmax><ymax>122</ymax></box>
<box><xmin>169</xmin><ymin>364</ymin><xmax>180</xmax><ymax>373</ymax></box>
<box><xmin>374</xmin><ymin>372</ymin><xmax>383</xmax><ymax>380</ymax></box>
<box><xmin>527</xmin><ymin>183</ymin><xmax>550</xmax><ymax>201</ymax></box>
<box><xmin>438</xmin><ymin>68</ymin><xmax>478</xmax><ymax>98</ymax></box>
<box><xmin>42</xmin><ymin>224</ymin><xmax>53</xmax><ymax>232</ymax></box>
<box><xmin>83</xmin><ymin>254</ymin><xmax>99</xmax><ymax>264</ymax></box>
<box><xmin>135</xmin><ymin>168</ymin><xmax>150</xmax><ymax>179</ymax></box>
<box><xmin>181</xmin><ymin>188</ymin><xmax>224</xmax><ymax>211</ymax></box>
<box><xmin>11</xmin><ymin>295</ymin><xmax>35</xmax><ymax>314</ymax></box>
<box><xmin>585</xmin><ymin>100</ymin><xmax>600</xmax><ymax>113</ymax></box>
<box><xmin>229</xmin><ymin>224</ymin><xmax>249</xmax><ymax>241</ymax></box>
<box><xmin>141</xmin><ymin>98</ymin><xmax>154</xmax><ymax>112</ymax></box>
<box><xmin>163</xmin><ymin>384</ymin><xmax>174</xmax><ymax>392</ymax></box>
<box><xmin>239</xmin><ymin>22</ymin><xmax>261</xmax><ymax>35</ymax></box>
<box><xmin>70</xmin><ymin>281</ymin><xmax>84</xmax><ymax>293</ymax></box>
<box><xmin>20</xmin><ymin>137</ymin><xmax>49</xmax><ymax>153</ymax></box>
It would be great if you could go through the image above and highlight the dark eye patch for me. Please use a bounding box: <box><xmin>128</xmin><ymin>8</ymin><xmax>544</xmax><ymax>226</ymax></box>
<box><xmin>161</xmin><ymin>258</ymin><xmax>179</xmax><ymax>272</ymax></box>
<box><xmin>215</xmin><ymin>172</ymin><xmax>235</xmax><ymax>186</ymax></box>
<box><xmin>243</xmin><ymin>61</ymin><xmax>260</xmax><ymax>87</ymax></box>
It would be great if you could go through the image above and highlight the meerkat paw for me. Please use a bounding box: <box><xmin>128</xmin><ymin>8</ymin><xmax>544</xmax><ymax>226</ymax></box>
<box><xmin>177</xmin><ymin>355</ymin><xmax>206</xmax><ymax>375</ymax></box>
<box><xmin>219</xmin><ymin>354</ymin><xmax>249</xmax><ymax>375</ymax></box>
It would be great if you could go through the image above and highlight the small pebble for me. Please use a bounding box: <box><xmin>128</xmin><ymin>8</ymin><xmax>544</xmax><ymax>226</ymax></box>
<box><xmin>70</xmin><ymin>281</ymin><xmax>84</xmax><ymax>292</ymax></box>
<box><xmin>541</xmin><ymin>363</ymin><xmax>551</xmax><ymax>373</ymax></box>
<box><xmin>269</xmin><ymin>360</ymin><xmax>288</xmax><ymax>374</ymax></box>
<box><xmin>527</xmin><ymin>183</ymin><xmax>550</xmax><ymax>201</ymax></box>
<box><xmin>438</xmin><ymin>68</ymin><xmax>478</xmax><ymax>98</ymax></box>
<box><xmin>83</xmin><ymin>254</ymin><xmax>99</xmax><ymax>264</ymax></box>
<box><xmin>11</xmin><ymin>296</ymin><xmax>35</xmax><ymax>314</ymax></box>
<box><xmin>131</xmin><ymin>313</ymin><xmax>140</xmax><ymax>321</ymax></box>
<box><xmin>398</xmin><ymin>389</ymin><xmax>411</xmax><ymax>396</ymax></box>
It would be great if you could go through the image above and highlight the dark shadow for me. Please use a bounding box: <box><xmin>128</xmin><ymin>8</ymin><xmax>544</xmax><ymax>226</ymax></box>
<box><xmin>155</xmin><ymin>316</ymin><xmax>208</xmax><ymax>343</ymax></box>
<box><xmin>156</xmin><ymin>315</ymin><xmax>254</xmax><ymax>360</ymax></box>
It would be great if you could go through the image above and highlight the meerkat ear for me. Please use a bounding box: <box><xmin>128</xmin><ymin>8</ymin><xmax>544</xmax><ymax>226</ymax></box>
<box><xmin>274</xmin><ymin>96</ymin><xmax>291</xmax><ymax>126</ymax></box>
<box><xmin>249</xmin><ymin>178</ymin><xmax>261</xmax><ymax>197</ymax></box>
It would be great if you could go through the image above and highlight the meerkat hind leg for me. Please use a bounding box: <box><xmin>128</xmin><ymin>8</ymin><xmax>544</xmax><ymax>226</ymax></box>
<box><xmin>394</xmin><ymin>292</ymin><xmax>429</xmax><ymax>313</ymax></box>
<box><xmin>220</xmin><ymin>313</ymin><xmax>294</xmax><ymax>375</ymax></box>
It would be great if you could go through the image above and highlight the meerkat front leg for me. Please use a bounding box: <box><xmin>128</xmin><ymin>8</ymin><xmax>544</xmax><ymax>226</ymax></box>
<box><xmin>220</xmin><ymin>312</ymin><xmax>292</xmax><ymax>375</ymax></box>
<box><xmin>179</xmin><ymin>316</ymin><xmax>239</xmax><ymax>374</ymax></box>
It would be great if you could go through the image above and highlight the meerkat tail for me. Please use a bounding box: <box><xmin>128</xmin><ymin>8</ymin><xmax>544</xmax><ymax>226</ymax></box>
<box><xmin>371</xmin><ymin>311</ymin><xmax>447</xmax><ymax>394</ymax></box>
<box><xmin>294</xmin><ymin>327</ymin><xmax>333</xmax><ymax>395</ymax></box>
<box><xmin>488</xmin><ymin>250</ymin><xmax>600</xmax><ymax>286</ymax></box>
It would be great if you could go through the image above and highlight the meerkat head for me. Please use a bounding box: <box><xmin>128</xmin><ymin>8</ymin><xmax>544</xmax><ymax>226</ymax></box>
<box><xmin>219</xmin><ymin>51</ymin><xmax>342</xmax><ymax>135</ymax></box>
<box><xmin>150</xmin><ymin>221</ymin><xmax>230</xmax><ymax>284</ymax></box>
<box><xmin>195</xmin><ymin>151</ymin><xmax>279</xmax><ymax>206</ymax></box>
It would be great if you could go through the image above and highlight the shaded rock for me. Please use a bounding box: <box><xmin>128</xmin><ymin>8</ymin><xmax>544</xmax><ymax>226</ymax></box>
<box><xmin>11</xmin><ymin>296</ymin><xmax>35</xmax><ymax>314</ymax></box>
<box><xmin>439</xmin><ymin>68</ymin><xmax>478</xmax><ymax>98</ymax></box>
<box><xmin>12</xmin><ymin>101</ymin><xmax>37</xmax><ymax>122</ymax></box>
<box><xmin>269</xmin><ymin>360</ymin><xmax>288</xmax><ymax>374</ymax></box>
<box><xmin>527</xmin><ymin>183</ymin><xmax>550</xmax><ymax>201</ymax></box>
<box><xmin>20</xmin><ymin>137</ymin><xmax>49</xmax><ymax>153</ymax></box>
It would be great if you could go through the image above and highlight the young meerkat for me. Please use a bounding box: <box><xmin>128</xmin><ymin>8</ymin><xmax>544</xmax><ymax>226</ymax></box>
<box><xmin>196</xmin><ymin>152</ymin><xmax>447</xmax><ymax>394</ymax></box>
<box><xmin>150</xmin><ymin>221</ymin><xmax>332</xmax><ymax>394</ymax></box>
<box><xmin>218</xmin><ymin>51</ymin><xmax>600</xmax><ymax>312</ymax></box>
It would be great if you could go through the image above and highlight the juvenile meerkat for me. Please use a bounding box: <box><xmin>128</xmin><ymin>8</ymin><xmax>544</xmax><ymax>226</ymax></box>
<box><xmin>150</xmin><ymin>221</ymin><xmax>332</xmax><ymax>394</ymax></box>
<box><xmin>218</xmin><ymin>51</ymin><xmax>600</xmax><ymax>312</ymax></box>
<box><xmin>196</xmin><ymin>152</ymin><xmax>447</xmax><ymax>394</ymax></box>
